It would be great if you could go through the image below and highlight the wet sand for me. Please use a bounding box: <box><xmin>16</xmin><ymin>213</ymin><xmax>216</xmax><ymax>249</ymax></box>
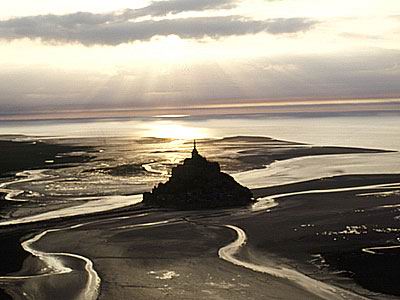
<box><xmin>1</xmin><ymin>136</ymin><xmax>400</xmax><ymax>299</ymax></box>
<box><xmin>0</xmin><ymin>138</ymin><xmax>96</xmax><ymax>297</ymax></box>
<box><xmin>2</xmin><ymin>173</ymin><xmax>399</xmax><ymax>299</ymax></box>
<box><xmin>0</xmin><ymin>139</ymin><xmax>94</xmax><ymax>177</ymax></box>
<box><xmin>13</xmin><ymin>209</ymin><xmax>325</xmax><ymax>300</ymax></box>
<box><xmin>0</xmin><ymin>229</ymin><xmax>29</xmax><ymax>274</ymax></box>
<box><xmin>236</xmin><ymin>174</ymin><xmax>400</xmax><ymax>298</ymax></box>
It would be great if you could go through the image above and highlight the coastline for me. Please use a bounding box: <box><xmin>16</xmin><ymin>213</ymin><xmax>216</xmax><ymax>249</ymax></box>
<box><xmin>2</xmin><ymin>172</ymin><xmax>399</xmax><ymax>299</ymax></box>
<box><xmin>24</xmin><ymin>209</ymin><xmax>326</xmax><ymax>300</ymax></box>
<box><xmin>1</xmin><ymin>136</ymin><xmax>400</xmax><ymax>299</ymax></box>
<box><xmin>0</xmin><ymin>138</ymin><xmax>97</xmax><ymax>298</ymax></box>
<box><xmin>236</xmin><ymin>174</ymin><xmax>400</xmax><ymax>298</ymax></box>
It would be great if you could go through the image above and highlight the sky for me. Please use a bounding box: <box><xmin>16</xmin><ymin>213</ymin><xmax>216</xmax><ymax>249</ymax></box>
<box><xmin>0</xmin><ymin>0</ymin><xmax>399</xmax><ymax>118</ymax></box>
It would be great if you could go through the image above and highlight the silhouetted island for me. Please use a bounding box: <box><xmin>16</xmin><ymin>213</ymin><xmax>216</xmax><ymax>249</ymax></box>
<box><xmin>143</xmin><ymin>141</ymin><xmax>254</xmax><ymax>209</ymax></box>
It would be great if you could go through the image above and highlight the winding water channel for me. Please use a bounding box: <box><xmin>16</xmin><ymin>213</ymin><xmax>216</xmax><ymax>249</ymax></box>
<box><xmin>1</xmin><ymin>150</ymin><xmax>399</xmax><ymax>299</ymax></box>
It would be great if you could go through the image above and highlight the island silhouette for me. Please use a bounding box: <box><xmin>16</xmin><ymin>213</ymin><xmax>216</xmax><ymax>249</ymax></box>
<box><xmin>143</xmin><ymin>141</ymin><xmax>254</xmax><ymax>209</ymax></box>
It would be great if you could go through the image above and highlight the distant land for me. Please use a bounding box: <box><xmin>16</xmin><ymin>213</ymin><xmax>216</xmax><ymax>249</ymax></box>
<box><xmin>0</xmin><ymin>98</ymin><xmax>399</xmax><ymax>121</ymax></box>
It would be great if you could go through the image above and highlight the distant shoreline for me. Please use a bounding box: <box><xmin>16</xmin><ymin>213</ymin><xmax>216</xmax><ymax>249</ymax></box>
<box><xmin>1</xmin><ymin>99</ymin><xmax>400</xmax><ymax>122</ymax></box>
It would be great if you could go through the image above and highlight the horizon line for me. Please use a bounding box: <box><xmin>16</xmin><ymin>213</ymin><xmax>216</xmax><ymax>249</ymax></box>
<box><xmin>0</xmin><ymin>98</ymin><xmax>399</xmax><ymax>121</ymax></box>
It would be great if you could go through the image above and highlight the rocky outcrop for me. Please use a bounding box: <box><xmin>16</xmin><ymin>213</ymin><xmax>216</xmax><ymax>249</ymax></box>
<box><xmin>143</xmin><ymin>142</ymin><xmax>254</xmax><ymax>209</ymax></box>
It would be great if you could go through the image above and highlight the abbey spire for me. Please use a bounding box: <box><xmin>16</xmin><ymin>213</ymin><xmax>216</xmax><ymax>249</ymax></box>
<box><xmin>192</xmin><ymin>139</ymin><xmax>199</xmax><ymax>158</ymax></box>
<box><xmin>143</xmin><ymin>138</ymin><xmax>253</xmax><ymax>209</ymax></box>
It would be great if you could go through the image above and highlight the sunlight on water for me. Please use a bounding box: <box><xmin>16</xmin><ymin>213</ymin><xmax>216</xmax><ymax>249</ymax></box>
<box><xmin>1</xmin><ymin>113</ymin><xmax>400</xmax><ymax>150</ymax></box>
<box><xmin>142</xmin><ymin>121</ymin><xmax>209</xmax><ymax>139</ymax></box>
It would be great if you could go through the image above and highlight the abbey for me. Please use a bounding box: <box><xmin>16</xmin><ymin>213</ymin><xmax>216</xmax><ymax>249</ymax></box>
<box><xmin>143</xmin><ymin>141</ymin><xmax>254</xmax><ymax>209</ymax></box>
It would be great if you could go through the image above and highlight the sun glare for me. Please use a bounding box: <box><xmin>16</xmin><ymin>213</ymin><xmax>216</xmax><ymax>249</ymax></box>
<box><xmin>144</xmin><ymin>122</ymin><xmax>209</xmax><ymax>139</ymax></box>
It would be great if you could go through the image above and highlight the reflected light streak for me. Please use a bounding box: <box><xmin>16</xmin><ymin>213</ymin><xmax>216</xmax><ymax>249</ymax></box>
<box><xmin>144</xmin><ymin>121</ymin><xmax>209</xmax><ymax>139</ymax></box>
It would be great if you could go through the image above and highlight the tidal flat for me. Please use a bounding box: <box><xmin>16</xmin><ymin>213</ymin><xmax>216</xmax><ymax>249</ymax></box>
<box><xmin>0</xmin><ymin>134</ymin><xmax>399</xmax><ymax>300</ymax></box>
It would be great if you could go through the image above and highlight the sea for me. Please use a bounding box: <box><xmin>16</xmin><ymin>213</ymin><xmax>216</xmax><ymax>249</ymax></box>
<box><xmin>1</xmin><ymin>111</ymin><xmax>400</xmax><ymax>150</ymax></box>
<box><xmin>1</xmin><ymin>111</ymin><xmax>400</xmax><ymax>299</ymax></box>
<box><xmin>0</xmin><ymin>111</ymin><xmax>399</xmax><ymax>223</ymax></box>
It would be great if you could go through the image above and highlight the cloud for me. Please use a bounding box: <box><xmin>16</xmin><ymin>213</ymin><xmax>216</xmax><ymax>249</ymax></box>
<box><xmin>125</xmin><ymin>0</ymin><xmax>238</xmax><ymax>18</ymax></box>
<box><xmin>0</xmin><ymin>49</ymin><xmax>399</xmax><ymax>114</ymax></box>
<box><xmin>0</xmin><ymin>10</ymin><xmax>317</xmax><ymax>46</ymax></box>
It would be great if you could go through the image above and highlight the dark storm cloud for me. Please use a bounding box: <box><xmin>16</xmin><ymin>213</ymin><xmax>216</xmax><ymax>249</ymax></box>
<box><xmin>0</xmin><ymin>10</ymin><xmax>317</xmax><ymax>46</ymax></box>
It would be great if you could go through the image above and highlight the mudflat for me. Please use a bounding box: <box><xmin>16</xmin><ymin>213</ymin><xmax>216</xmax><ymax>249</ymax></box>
<box><xmin>0</xmin><ymin>136</ymin><xmax>399</xmax><ymax>299</ymax></box>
